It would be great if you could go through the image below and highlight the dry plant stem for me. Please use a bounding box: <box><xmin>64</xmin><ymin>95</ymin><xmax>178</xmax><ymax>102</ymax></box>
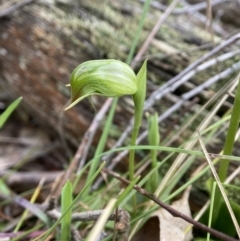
<box><xmin>146</xmin><ymin>0</ymin><xmax>228</xmax><ymax>36</ymax></box>
<box><xmin>0</xmin><ymin>193</ymin><xmax>50</xmax><ymax>232</ymax></box>
<box><xmin>144</xmin><ymin>32</ymin><xmax>240</xmax><ymax>109</ymax></box>
<box><xmin>0</xmin><ymin>0</ymin><xmax>35</xmax><ymax>18</ymax></box>
<box><xmin>144</xmin><ymin>0</ymin><xmax>229</xmax><ymax>15</ymax></box>
<box><xmin>161</xmin><ymin>97</ymin><xmax>199</xmax><ymax>140</ymax></box>
<box><xmin>71</xmin><ymin>227</ymin><xmax>82</xmax><ymax>241</ymax></box>
<box><xmin>0</xmin><ymin>231</ymin><xmax>45</xmax><ymax>239</ymax></box>
<box><xmin>41</xmin><ymin>197</ymin><xmax>57</xmax><ymax>212</ymax></box>
<box><xmin>131</xmin><ymin>0</ymin><xmax>181</xmax><ymax>68</ymax></box>
<box><xmin>104</xmin><ymin>169</ymin><xmax>239</xmax><ymax>241</ymax></box>
<box><xmin>181</xmin><ymin>0</ymin><xmax>228</xmax><ymax>37</ymax></box>
<box><xmin>206</xmin><ymin>0</ymin><xmax>214</xmax><ymax>41</ymax></box>
<box><xmin>52</xmin><ymin>98</ymin><xmax>113</xmax><ymax>198</ymax></box>
<box><xmin>47</xmin><ymin>208</ymin><xmax>129</xmax><ymax>226</ymax></box>
<box><xmin>77</xmin><ymin>98</ymin><xmax>114</xmax><ymax>171</ymax></box>
<box><xmin>47</xmin><ymin>208</ymin><xmax>130</xmax><ymax>241</ymax></box>
<box><xmin>47</xmin><ymin>210</ymin><xmax>83</xmax><ymax>241</ymax></box>
<box><xmin>0</xmin><ymin>170</ymin><xmax>62</xmax><ymax>186</ymax></box>
<box><xmin>0</xmin><ymin>193</ymin><xmax>44</xmax><ymax>217</ymax></box>
<box><xmin>0</xmin><ymin>136</ymin><xmax>49</xmax><ymax>145</ymax></box>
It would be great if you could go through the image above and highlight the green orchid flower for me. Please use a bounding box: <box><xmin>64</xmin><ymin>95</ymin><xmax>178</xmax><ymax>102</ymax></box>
<box><xmin>65</xmin><ymin>59</ymin><xmax>138</xmax><ymax>110</ymax></box>
<box><xmin>65</xmin><ymin>59</ymin><xmax>147</xmax><ymax>182</ymax></box>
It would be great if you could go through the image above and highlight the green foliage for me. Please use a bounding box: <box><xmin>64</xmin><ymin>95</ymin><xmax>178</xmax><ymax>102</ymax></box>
<box><xmin>211</xmin><ymin>77</ymin><xmax>240</xmax><ymax>229</ymax></box>
<box><xmin>200</xmin><ymin>198</ymin><xmax>240</xmax><ymax>238</ymax></box>
<box><xmin>40</xmin><ymin>162</ymin><xmax>106</xmax><ymax>241</ymax></box>
<box><xmin>219</xmin><ymin>76</ymin><xmax>240</xmax><ymax>181</ymax></box>
<box><xmin>0</xmin><ymin>178</ymin><xmax>11</xmax><ymax>195</ymax></box>
<box><xmin>61</xmin><ymin>181</ymin><xmax>73</xmax><ymax>241</ymax></box>
<box><xmin>147</xmin><ymin>112</ymin><xmax>160</xmax><ymax>192</ymax></box>
<box><xmin>207</xmin><ymin>181</ymin><xmax>216</xmax><ymax>241</ymax></box>
<box><xmin>0</xmin><ymin>97</ymin><xmax>22</xmax><ymax>213</ymax></box>
<box><xmin>129</xmin><ymin>59</ymin><xmax>147</xmax><ymax>181</ymax></box>
<box><xmin>0</xmin><ymin>96</ymin><xmax>22</xmax><ymax>128</ymax></box>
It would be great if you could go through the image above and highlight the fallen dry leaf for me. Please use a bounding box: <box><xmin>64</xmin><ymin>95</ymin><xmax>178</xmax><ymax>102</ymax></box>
<box><xmin>132</xmin><ymin>187</ymin><xmax>192</xmax><ymax>241</ymax></box>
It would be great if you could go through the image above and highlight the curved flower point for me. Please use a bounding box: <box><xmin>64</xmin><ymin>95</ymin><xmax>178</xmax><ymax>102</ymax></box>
<box><xmin>65</xmin><ymin>59</ymin><xmax>137</xmax><ymax>110</ymax></box>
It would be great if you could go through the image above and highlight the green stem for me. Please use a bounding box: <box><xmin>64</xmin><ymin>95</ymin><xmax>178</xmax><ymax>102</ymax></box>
<box><xmin>218</xmin><ymin>77</ymin><xmax>240</xmax><ymax>182</ymax></box>
<box><xmin>129</xmin><ymin>125</ymin><xmax>139</xmax><ymax>214</ymax></box>
<box><xmin>129</xmin><ymin>58</ymin><xmax>147</xmax><ymax>213</ymax></box>
<box><xmin>129</xmin><ymin>60</ymin><xmax>147</xmax><ymax>181</ymax></box>
<box><xmin>129</xmin><ymin>127</ymin><xmax>140</xmax><ymax>181</ymax></box>
<box><xmin>213</xmin><ymin>76</ymin><xmax>240</xmax><ymax>224</ymax></box>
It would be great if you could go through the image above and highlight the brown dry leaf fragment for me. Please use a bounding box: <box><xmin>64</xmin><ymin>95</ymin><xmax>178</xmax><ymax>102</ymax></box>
<box><xmin>132</xmin><ymin>188</ymin><xmax>192</xmax><ymax>241</ymax></box>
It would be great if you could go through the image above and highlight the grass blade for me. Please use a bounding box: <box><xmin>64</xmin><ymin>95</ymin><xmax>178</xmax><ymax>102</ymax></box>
<box><xmin>0</xmin><ymin>97</ymin><xmax>22</xmax><ymax>128</ymax></box>
<box><xmin>198</xmin><ymin>132</ymin><xmax>240</xmax><ymax>238</ymax></box>
<box><xmin>86</xmin><ymin>198</ymin><xmax>117</xmax><ymax>241</ymax></box>
<box><xmin>207</xmin><ymin>181</ymin><xmax>216</xmax><ymax>241</ymax></box>
<box><xmin>218</xmin><ymin>75</ymin><xmax>240</xmax><ymax>181</ymax></box>
<box><xmin>61</xmin><ymin>180</ymin><xmax>73</xmax><ymax>241</ymax></box>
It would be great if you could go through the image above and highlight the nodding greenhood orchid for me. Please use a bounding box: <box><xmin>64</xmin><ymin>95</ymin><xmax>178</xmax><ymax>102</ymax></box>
<box><xmin>65</xmin><ymin>59</ymin><xmax>147</xmax><ymax>183</ymax></box>
<box><xmin>65</xmin><ymin>59</ymin><xmax>138</xmax><ymax>110</ymax></box>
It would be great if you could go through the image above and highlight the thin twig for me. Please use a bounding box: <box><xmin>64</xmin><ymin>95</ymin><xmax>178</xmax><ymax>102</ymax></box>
<box><xmin>131</xmin><ymin>0</ymin><xmax>181</xmax><ymax>68</ymax></box>
<box><xmin>77</xmin><ymin>98</ymin><xmax>114</xmax><ymax>171</ymax></box>
<box><xmin>0</xmin><ymin>170</ymin><xmax>62</xmax><ymax>186</ymax></box>
<box><xmin>144</xmin><ymin>33</ymin><xmax>240</xmax><ymax>109</ymax></box>
<box><xmin>0</xmin><ymin>0</ymin><xmax>35</xmax><ymax>18</ymax></box>
<box><xmin>53</xmin><ymin>98</ymin><xmax>113</xmax><ymax>198</ymax></box>
<box><xmin>47</xmin><ymin>208</ymin><xmax>130</xmax><ymax>241</ymax></box>
<box><xmin>180</xmin><ymin>0</ymin><xmax>227</xmax><ymax>36</ymax></box>
<box><xmin>143</xmin><ymin>0</ymin><xmax>228</xmax><ymax>37</ymax></box>
<box><xmin>104</xmin><ymin>169</ymin><xmax>240</xmax><ymax>241</ymax></box>
<box><xmin>141</xmin><ymin>0</ymin><xmax>229</xmax><ymax>15</ymax></box>
<box><xmin>0</xmin><ymin>230</ymin><xmax>45</xmax><ymax>239</ymax></box>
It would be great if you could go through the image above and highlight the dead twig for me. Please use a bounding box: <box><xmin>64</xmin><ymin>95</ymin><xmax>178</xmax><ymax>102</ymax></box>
<box><xmin>131</xmin><ymin>0</ymin><xmax>181</xmax><ymax>68</ymax></box>
<box><xmin>47</xmin><ymin>208</ymin><xmax>130</xmax><ymax>241</ymax></box>
<box><xmin>142</xmin><ymin>0</ymin><xmax>229</xmax><ymax>15</ymax></box>
<box><xmin>52</xmin><ymin>98</ymin><xmax>113</xmax><ymax>198</ymax></box>
<box><xmin>0</xmin><ymin>0</ymin><xmax>35</xmax><ymax>18</ymax></box>
<box><xmin>144</xmin><ymin>33</ymin><xmax>240</xmax><ymax>110</ymax></box>
<box><xmin>104</xmin><ymin>169</ymin><xmax>240</xmax><ymax>241</ymax></box>
<box><xmin>0</xmin><ymin>170</ymin><xmax>62</xmax><ymax>186</ymax></box>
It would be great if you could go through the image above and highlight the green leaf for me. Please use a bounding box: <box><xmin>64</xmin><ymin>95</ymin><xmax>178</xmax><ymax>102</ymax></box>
<box><xmin>200</xmin><ymin>198</ymin><xmax>240</xmax><ymax>237</ymax></box>
<box><xmin>132</xmin><ymin>60</ymin><xmax>147</xmax><ymax>129</ymax></box>
<box><xmin>0</xmin><ymin>178</ymin><xmax>11</xmax><ymax>195</ymax></box>
<box><xmin>0</xmin><ymin>97</ymin><xmax>22</xmax><ymax>128</ymax></box>
<box><xmin>148</xmin><ymin>112</ymin><xmax>160</xmax><ymax>148</ymax></box>
<box><xmin>61</xmin><ymin>180</ymin><xmax>73</xmax><ymax>241</ymax></box>
<box><xmin>147</xmin><ymin>112</ymin><xmax>160</xmax><ymax>192</ymax></box>
<box><xmin>219</xmin><ymin>76</ymin><xmax>240</xmax><ymax>182</ymax></box>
